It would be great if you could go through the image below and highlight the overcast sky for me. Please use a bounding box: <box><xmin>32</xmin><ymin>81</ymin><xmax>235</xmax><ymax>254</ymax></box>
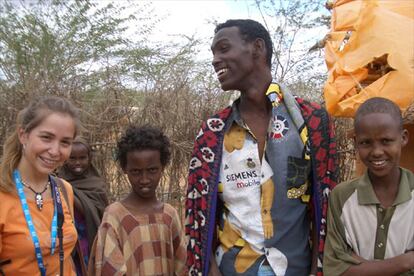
<box><xmin>146</xmin><ymin>1</ymin><xmax>328</xmax><ymax>58</ymax></box>
<box><xmin>150</xmin><ymin>0</ymin><xmax>260</xmax><ymax>41</ymax></box>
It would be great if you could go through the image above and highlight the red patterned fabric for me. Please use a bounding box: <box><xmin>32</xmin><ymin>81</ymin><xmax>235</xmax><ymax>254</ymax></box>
<box><xmin>185</xmin><ymin>98</ymin><xmax>338</xmax><ymax>276</ymax></box>
<box><xmin>296</xmin><ymin>98</ymin><xmax>338</xmax><ymax>276</ymax></box>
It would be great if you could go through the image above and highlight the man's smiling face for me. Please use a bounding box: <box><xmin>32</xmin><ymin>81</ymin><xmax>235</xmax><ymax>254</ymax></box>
<box><xmin>211</xmin><ymin>26</ymin><xmax>255</xmax><ymax>92</ymax></box>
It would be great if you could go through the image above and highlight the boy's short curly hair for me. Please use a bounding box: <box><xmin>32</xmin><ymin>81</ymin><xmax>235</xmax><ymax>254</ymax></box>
<box><xmin>117</xmin><ymin>125</ymin><xmax>171</xmax><ymax>169</ymax></box>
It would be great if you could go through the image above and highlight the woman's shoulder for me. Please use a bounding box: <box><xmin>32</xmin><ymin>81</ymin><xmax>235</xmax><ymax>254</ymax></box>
<box><xmin>0</xmin><ymin>189</ymin><xmax>20</xmax><ymax>225</ymax></box>
<box><xmin>55</xmin><ymin>177</ymin><xmax>74</xmax><ymax>201</ymax></box>
<box><xmin>53</xmin><ymin>176</ymin><xmax>73</xmax><ymax>192</ymax></box>
<box><xmin>0</xmin><ymin>188</ymin><xmax>14</xmax><ymax>197</ymax></box>
<box><xmin>0</xmin><ymin>189</ymin><xmax>18</xmax><ymax>209</ymax></box>
<box><xmin>59</xmin><ymin>177</ymin><xmax>73</xmax><ymax>190</ymax></box>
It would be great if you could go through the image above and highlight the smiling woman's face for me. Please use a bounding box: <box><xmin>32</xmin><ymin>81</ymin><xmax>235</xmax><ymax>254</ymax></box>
<box><xmin>18</xmin><ymin>112</ymin><xmax>75</xmax><ymax>177</ymax></box>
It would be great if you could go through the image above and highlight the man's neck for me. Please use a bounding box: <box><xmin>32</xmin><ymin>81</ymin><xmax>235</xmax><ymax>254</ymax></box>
<box><xmin>237</xmin><ymin>72</ymin><xmax>273</xmax><ymax>160</ymax></box>
<box><xmin>238</xmin><ymin>72</ymin><xmax>272</xmax><ymax>116</ymax></box>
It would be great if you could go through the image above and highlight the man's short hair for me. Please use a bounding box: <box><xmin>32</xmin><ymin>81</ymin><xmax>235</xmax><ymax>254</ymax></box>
<box><xmin>354</xmin><ymin>97</ymin><xmax>403</xmax><ymax>130</ymax></box>
<box><xmin>215</xmin><ymin>19</ymin><xmax>273</xmax><ymax>68</ymax></box>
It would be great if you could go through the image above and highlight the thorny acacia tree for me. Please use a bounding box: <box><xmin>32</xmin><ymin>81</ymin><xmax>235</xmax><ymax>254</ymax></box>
<box><xmin>0</xmin><ymin>0</ymin><xmax>228</xmax><ymax>211</ymax></box>
<box><xmin>0</xmin><ymin>0</ymin><xmax>154</xmax><ymax>147</ymax></box>
<box><xmin>0</xmin><ymin>0</ymin><xmax>352</xmax><ymax>212</ymax></box>
<box><xmin>254</xmin><ymin>0</ymin><xmax>330</xmax><ymax>102</ymax></box>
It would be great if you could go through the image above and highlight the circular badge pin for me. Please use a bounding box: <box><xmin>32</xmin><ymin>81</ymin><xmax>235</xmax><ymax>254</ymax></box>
<box><xmin>247</xmin><ymin>158</ymin><xmax>256</xmax><ymax>168</ymax></box>
<box><xmin>270</xmin><ymin>115</ymin><xmax>289</xmax><ymax>139</ymax></box>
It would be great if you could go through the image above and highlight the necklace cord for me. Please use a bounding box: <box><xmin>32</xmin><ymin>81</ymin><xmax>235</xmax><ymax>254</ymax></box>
<box><xmin>21</xmin><ymin>180</ymin><xmax>49</xmax><ymax>194</ymax></box>
<box><xmin>21</xmin><ymin>180</ymin><xmax>49</xmax><ymax>211</ymax></box>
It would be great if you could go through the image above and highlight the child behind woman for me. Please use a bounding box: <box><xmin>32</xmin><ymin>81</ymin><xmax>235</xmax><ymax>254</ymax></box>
<box><xmin>90</xmin><ymin>126</ymin><xmax>186</xmax><ymax>276</ymax></box>
<box><xmin>58</xmin><ymin>137</ymin><xmax>109</xmax><ymax>275</ymax></box>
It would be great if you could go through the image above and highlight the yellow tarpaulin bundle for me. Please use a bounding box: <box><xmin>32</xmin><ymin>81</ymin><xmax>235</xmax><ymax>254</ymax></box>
<box><xmin>324</xmin><ymin>0</ymin><xmax>414</xmax><ymax>117</ymax></box>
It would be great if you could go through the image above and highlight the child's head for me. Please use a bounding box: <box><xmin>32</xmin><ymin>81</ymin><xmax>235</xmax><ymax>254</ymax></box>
<box><xmin>65</xmin><ymin>137</ymin><xmax>92</xmax><ymax>177</ymax></box>
<box><xmin>354</xmin><ymin>97</ymin><xmax>408</xmax><ymax>179</ymax></box>
<box><xmin>117</xmin><ymin>126</ymin><xmax>171</xmax><ymax>199</ymax></box>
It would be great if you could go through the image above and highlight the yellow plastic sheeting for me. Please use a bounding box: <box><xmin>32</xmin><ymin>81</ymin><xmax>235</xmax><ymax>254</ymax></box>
<box><xmin>324</xmin><ymin>0</ymin><xmax>414</xmax><ymax>117</ymax></box>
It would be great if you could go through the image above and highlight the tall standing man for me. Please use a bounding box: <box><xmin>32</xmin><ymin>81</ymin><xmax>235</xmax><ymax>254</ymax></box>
<box><xmin>185</xmin><ymin>19</ymin><xmax>338</xmax><ymax>276</ymax></box>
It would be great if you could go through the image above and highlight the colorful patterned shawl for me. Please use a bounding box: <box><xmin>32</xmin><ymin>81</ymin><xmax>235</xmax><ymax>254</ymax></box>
<box><xmin>185</xmin><ymin>95</ymin><xmax>338</xmax><ymax>276</ymax></box>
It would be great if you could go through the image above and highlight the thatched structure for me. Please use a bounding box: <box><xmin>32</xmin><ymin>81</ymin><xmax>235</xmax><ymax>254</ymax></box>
<box><xmin>401</xmin><ymin>102</ymin><xmax>414</xmax><ymax>172</ymax></box>
<box><xmin>403</xmin><ymin>101</ymin><xmax>414</xmax><ymax>125</ymax></box>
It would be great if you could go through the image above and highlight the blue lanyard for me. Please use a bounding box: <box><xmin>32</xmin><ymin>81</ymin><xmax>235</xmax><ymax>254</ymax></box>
<box><xmin>13</xmin><ymin>170</ymin><xmax>58</xmax><ymax>276</ymax></box>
